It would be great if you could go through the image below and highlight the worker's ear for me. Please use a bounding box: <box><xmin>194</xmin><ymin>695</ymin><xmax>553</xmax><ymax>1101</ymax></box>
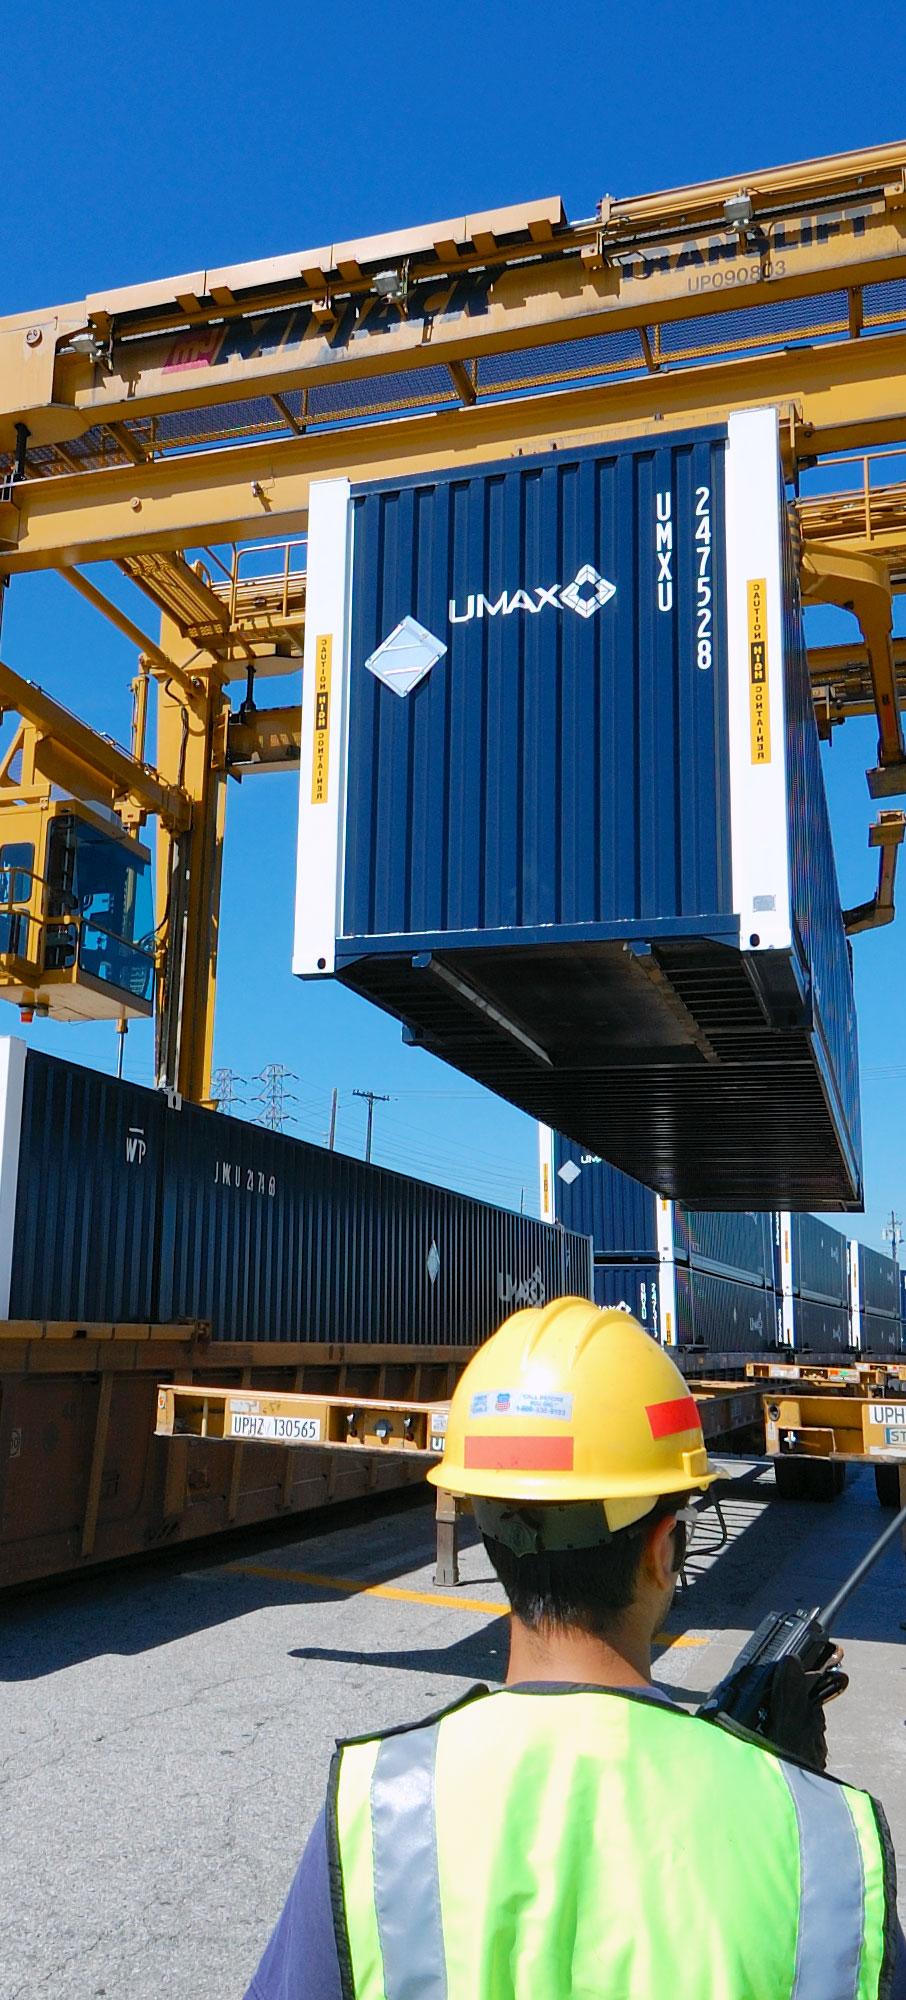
<box><xmin>643</xmin><ymin>1512</ymin><xmax>680</xmax><ymax>1590</ymax></box>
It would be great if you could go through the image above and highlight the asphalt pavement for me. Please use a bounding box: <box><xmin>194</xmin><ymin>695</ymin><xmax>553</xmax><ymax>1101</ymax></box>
<box><xmin>1</xmin><ymin>1461</ymin><xmax>904</xmax><ymax>1998</ymax></box>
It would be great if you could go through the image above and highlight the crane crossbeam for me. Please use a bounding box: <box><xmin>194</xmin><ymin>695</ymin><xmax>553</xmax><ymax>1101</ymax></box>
<box><xmin>1</xmin><ymin>140</ymin><xmax>906</xmax><ymax>482</ymax></box>
<box><xmin>6</xmin><ymin>332</ymin><xmax>906</xmax><ymax>574</ymax></box>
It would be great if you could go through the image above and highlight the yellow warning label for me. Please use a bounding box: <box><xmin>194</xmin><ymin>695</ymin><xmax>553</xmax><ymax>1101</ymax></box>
<box><xmin>310</xmin><ymin>634</ymin><xmax>332</xmax><ymax>804</ymax></box>
<box><xmin>747</xmin><ymin>579</ymin><xmax>771</xmax><ymax>764</ymax></box>
<box><xmin>542</xmin><ymin>1162</ymin><xmax>550</xmax><ymax>1218</ymax></box>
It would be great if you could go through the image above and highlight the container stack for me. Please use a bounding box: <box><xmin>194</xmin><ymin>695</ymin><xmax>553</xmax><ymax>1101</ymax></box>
<box><xmin>774</xmin><ymin>1213</ymin><xmax>851</xmax><ymax>1350</ymax></box>
<box><xmin>541</xmin><ymin>1127</ymin><xmax>902</xmax><ymax>1356</ymax></box>
<box><xmin>849</xmin><ymin>1241</ymin><xmax>902</xmax><ymax>1355</ymax></box>
<box><xmin>539</xmin><ymin>1129</ymin><xmax>775</xmax><ymax>1352</ymax></box>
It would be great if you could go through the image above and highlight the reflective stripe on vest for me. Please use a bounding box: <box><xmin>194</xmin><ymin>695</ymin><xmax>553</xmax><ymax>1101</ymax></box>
<box><xmin>330</xmin><ymin>1689</ymin><xmax>893</xmax><ymax>2000</ymax></box>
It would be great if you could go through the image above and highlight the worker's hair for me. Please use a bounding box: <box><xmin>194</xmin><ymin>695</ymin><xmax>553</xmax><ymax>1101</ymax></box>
<box><xmin>482</xmin><ymin>1496</ymin><xmax>686</xmax><ymax>1637</ymax></box>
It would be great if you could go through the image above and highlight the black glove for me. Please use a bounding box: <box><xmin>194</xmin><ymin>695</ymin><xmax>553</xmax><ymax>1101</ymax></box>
<box><xmin>762</xmin><ymin>1648</ymin><xmax>849</xmax><ymax>1771</ymax></box>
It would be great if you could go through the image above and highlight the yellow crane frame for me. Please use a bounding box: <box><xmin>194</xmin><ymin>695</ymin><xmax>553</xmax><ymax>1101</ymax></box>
<box><xmin>2</xmin><ymin>139</ymin><xmax>906</xmax><ymax>1098</ymax></box>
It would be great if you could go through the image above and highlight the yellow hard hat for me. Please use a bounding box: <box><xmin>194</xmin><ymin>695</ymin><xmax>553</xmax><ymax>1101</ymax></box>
<box><xmin>427</xmin><ymin>1295</ymin><xmax>721</xmax><ymax>1533</ymax></box>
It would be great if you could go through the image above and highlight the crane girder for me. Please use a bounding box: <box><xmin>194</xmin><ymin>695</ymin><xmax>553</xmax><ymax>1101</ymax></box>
<box><xmin>6</xmin><ymin>330</ymin><xmax>906</xmax><ymax>575</ymax></box>
<box><xmin>0</xmin><ymin>140</ymin><xmax>905</xmax><ymax>481</ymax></box>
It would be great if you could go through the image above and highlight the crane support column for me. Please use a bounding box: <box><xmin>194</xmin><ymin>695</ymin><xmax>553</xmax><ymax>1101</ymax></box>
<box><xmin>154</xmin><ymin>657</ymin><xmax>229</xmax><ymax>1105</ymax></box>
<box><xmin>802</xmin><ymin>544</ymin><xmax>906</xmax><ymax>794</ymax></box>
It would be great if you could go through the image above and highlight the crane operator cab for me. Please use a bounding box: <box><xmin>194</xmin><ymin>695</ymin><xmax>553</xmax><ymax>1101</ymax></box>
<box><xmin>0</xmin><ymin>800</ymin><xmax>154</xmax><ymax>1022</ymax></box>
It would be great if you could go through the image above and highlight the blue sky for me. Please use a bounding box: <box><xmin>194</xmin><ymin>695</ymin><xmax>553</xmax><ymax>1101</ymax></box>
<box><xmin>1</xmin><ymin>0</ymin><xmax>904</xmax><ymax>1243</ymax></box>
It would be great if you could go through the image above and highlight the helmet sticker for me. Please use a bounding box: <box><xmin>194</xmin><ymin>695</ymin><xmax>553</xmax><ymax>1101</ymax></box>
<box><xmin>470</xmin><ymin>1390</ymin><xmax>574</xmax><ymax>1421</ymax></box>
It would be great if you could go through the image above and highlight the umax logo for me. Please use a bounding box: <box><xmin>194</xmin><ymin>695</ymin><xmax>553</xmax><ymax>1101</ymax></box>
<box><xmin>449</xmin><ymin>564</ymin><xmax>616</xmax><ymax>626</ymax></box>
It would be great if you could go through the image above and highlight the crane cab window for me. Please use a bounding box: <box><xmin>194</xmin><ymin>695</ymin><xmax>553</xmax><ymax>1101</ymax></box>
<box><xmin>0</xmin><ymin>842</ymin><xmax>36</xmax><ymax>958</ymax></box>
<box><xmin>43</xmin><ymin>814</ymin><xmax>154</xmax><ymax>1001</ymax></box>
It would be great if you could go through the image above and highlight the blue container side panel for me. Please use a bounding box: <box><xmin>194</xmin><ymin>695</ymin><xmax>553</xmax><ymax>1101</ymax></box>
<box><xmin>790</xmin><ymin>1213</ymin><xmax>850</xmax><ymax>1307</ymax></box>
<box><xmin>781</xmin><ymin>516</ymin><xmax>862</xmax><ymax>1192</ymax></box>
<box><xmin>550</xmin><ymin>1132</ymin><xmax>771</xmax><ymax>1281</ymax></box>
<box><xmin>552</xmin><ymin>1136</ymin><xmax>660</xmax><ymax>1258</ymax></box>
<box><xmin>682</xmin><ymin>1210</ymin><xmax>774</xmax><ymax>1287</ymax></box>
<box><xmin>9</xmin><ymin>1050</ymin><xmax>164</xmax><ymax>1321</ymax></box>
<box><xmin>592</xmin><ymin>1262</ymin><xmax>687</xmax><ymax>1343</ymax></box>
<box><xmin>686</xmin><ymin>1268</ymin><xmax>775</xmax><ymax>1352</ymax></box>
<box><xmin>856</xmin><ymin>1243</ymin><xmax>899</xmax><ymax>1320</ymax></box>
<box><xmin>6</xmin><ymin>1049</ymin><xmax>590</xmax><ymax>1339</ymax></box>
<box><xmin>791</xmin><ymin>1296</ymin><xmax>851</xmax><ymax>1351</ymax></box>
<box><xmin>860</xmin><ymin>1310</ymin><xmax>902</xmax><ymax>1356</ymax></box>
<box><xmin>344</xmin><ymin>433</ymin><xmax>732</xmax><ymax>945</ymax></box>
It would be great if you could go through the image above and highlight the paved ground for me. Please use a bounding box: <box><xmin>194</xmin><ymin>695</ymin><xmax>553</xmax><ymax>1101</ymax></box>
<box><xmin>1</xmin><ymin>1460</ymin><xmax>904</xmax><ymax>1998</ymax></box>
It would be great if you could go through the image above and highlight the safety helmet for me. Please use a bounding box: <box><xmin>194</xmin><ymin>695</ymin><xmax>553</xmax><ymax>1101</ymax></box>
<box><xmin>427</xmin><ymin>1295</ymin><xmax>721</xmax><ymax>1535</ymax></box>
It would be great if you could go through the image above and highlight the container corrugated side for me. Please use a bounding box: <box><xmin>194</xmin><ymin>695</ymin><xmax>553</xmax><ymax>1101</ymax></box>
<box><xmin>304</xmin><ymin>414</ymin><xmax>861</xmax><ymax>1210</ymax></box>
<box><xmin>789</xmin><ymin>1213</ymin><xmax>850</xmax><ymax>1307</ymax></box>
<box><xmin>551</xmin><ymin>1137</ymin><xmax>662</xmax><ymax>1259</ymax></box>
<box><xmin>156</xmin><ymin>1098</ymin><xmax>591</xmax><ymax>1342</ymax></box>
<box><xmin>856</xmin><ymin>1243</ymin><xmax>899</xmax><ymax>1320</ymax></box>
<box><xmin>0</xmin><ymin>1043</ymin><xmax>591</xmax><ymax>1337</ymax></box>
<box><xmin>790</xmin><ymin>1296</ymin><xmax>851</xmax><ymax>1351</ymax></box>
<box><xmin>342</xmin><ymin>433</ymin><xmax>731</xmax><ymax>945</ymax></box>
<box><xmin>7</xmin><ymin>1048</ymin><xmax>164</xmax><ymax>1321</ymax></box>
<box><xmin>781</xmin><ymin>515</ymin><xmax>861</xmax><ymax>1185</ymax></box>
<box><xmin>687</xmin><ymin>1268</ymin><xmax>775</xmax><ymax>1352</ymax></box>
<box><xmin>860</xmin><ymin>1311</ymin><xmax>902</xmax><ymax>1356</ymax></box>
<box><xmin>682</xmin><ymin>1210</ymin><xmax>774</xmax><ymax>1288</ymax></box>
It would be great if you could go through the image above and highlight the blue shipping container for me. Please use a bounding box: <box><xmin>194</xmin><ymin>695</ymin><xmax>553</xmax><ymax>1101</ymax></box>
<box><xmin>849</xmin><ymin>1240</ymin><xmax>899</xmax><ymax>1323</ymax></box>
<box><xmin>592</xmin><ymin>1263</ymin><xmax>675</xmax><ymax>1342</ymax></box>
<box><xmin>859</xmin><ymin>1313</ymin><xmax>902</xmax><ymax>1357</ymax></box>
<box><xmin>775</xmin><ymin>1211</ymin><xmax>850</xmax><ymax>1308</ymax></box>
<box><xmin>541</xmin><ymin>1130</ymin><xmax>675</xmax><ymax>1261</ymax></box>
<box><xmin>295</xmin><ymin>409</ymin><xmax>861</xmax><ymax>1210</ymax></box>
<box><xmin>593</xmin><ymin>1260</ymin><xmax>771</xmax><ymax>1352</ymax></box>
<box><xmin>593</xmin><ymin>1260</ymin><xmax>694</xmax><ymax>1348</ymax></box>
<box><xmin>789</xmin><ymin>1296</ymin><xmax>851</xmax><ymax>1352</ymax></box>
<box><xmin>541</xmin><ymin>1128</ymin><xmax>772</xmax><ymax>1284</ymax></box>
<box><xmin>0</xmin><ymin>1041</ymin><xmax>591</xmax><ymax>1339</ymax></box>
<box><xmin>686</xmin><ymin>1268</ymin><xmax>775</xmax><ymax>1353</ymax></box>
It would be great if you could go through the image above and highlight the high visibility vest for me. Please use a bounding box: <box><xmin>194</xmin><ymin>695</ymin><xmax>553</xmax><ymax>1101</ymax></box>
<box><xmin>327</xmin><ymin>1685</ymin><xmax>895</xmax><ymax>2000</ymax></box>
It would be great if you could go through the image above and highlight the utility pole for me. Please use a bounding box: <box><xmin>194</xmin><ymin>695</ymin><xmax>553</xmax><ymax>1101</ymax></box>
<box><xmin>327</xmin><ymin>1087</ymin><xmax>339</xmax><ymax>1151</ymax></box>
<box><xmin>353</xmin><ymin>1088</ymin><xmax>390</xmax><ymax>1165</ymax></box>
<box><xmin>882</xmin><ymin>1209</ymin><xmax>903</xmax><ymax>1266</ymax></box>
<box><xmin>211</xmin><ymin>1067</ymin><xmax>247</xmax><ymax>1114</ymax></box>
<box><xmin>251</xmin><ymin>1065</ymin><xmax>298</xmax><ymax>1132</ymax></box>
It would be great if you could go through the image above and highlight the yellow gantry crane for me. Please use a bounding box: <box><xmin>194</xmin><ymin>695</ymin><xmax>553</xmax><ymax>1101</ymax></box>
<box><xmin>2</xmin><ymin>138</ymin><xmax>906</xmax><ymax>1099</ymax></box>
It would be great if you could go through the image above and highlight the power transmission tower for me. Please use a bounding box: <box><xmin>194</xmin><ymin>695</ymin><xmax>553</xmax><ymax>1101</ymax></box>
<box><xmin>882</xmin><ymin>1209</ymin><xmax>903</xmax><ymax>1266</ymax></box>
<box><xmin>251</xmin><ymin>1064</ymin><xmax>298</xmax><ymax>1132</ymax></box>
<box><xmin>353</xmin><ymin>1088</ymin><xmax>390</xmax><ymax>1164</ymax></box>
<box><xmin>211</xmin><ymin>1066</ymin><xmax>247</xmax><ymax>1114</ymax></box>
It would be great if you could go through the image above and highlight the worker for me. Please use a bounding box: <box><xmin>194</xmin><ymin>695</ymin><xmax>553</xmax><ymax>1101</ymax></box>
<box><xmin>246</xmin><ymin>1297</ymin><xmax>901</xmax><ymax>2000</ymax></box>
